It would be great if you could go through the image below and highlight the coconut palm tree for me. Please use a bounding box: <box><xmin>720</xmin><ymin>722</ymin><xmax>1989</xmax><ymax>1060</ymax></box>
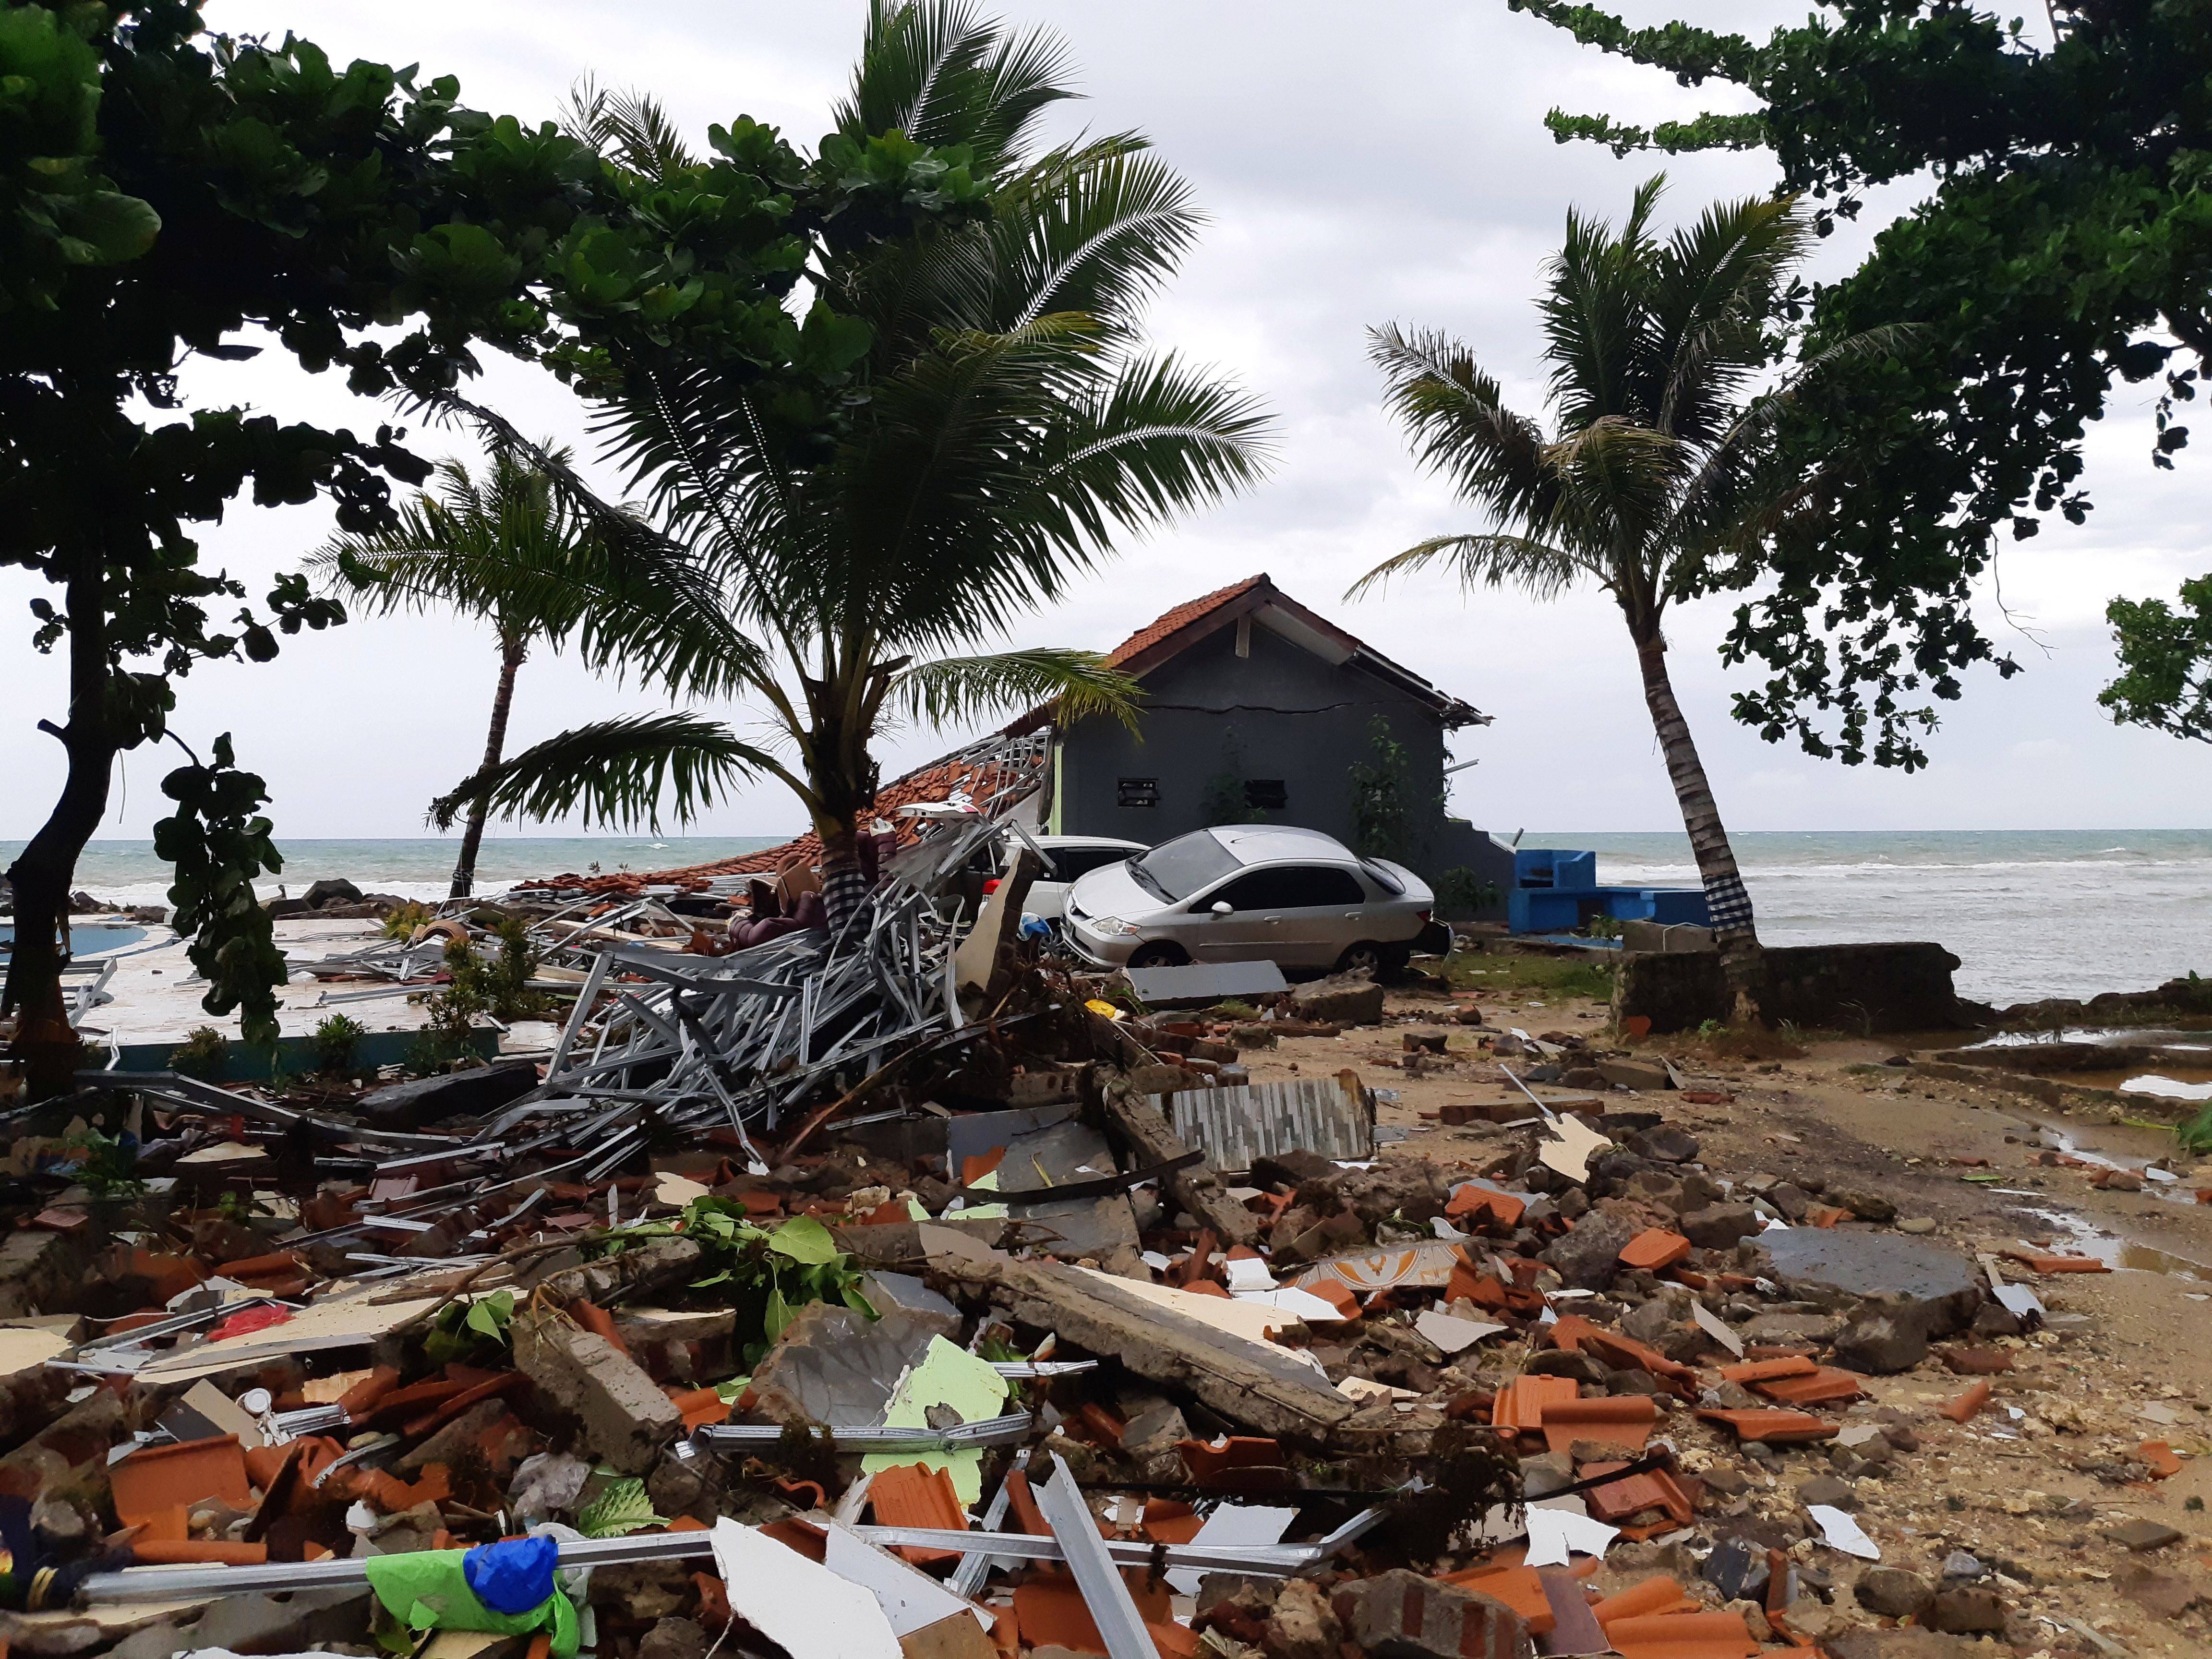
<box><xmin>1353</xmin><ymin>179</ymin><xmax>1869</xmax><ymax>1019</ymax></box>
<box><xmin>314</xmin><ymin>447</ymin><xmax>636</xmax><ymax>899</ymax></box>
<box><xmin>427</xmin><ymin>0</ymin><xmax>1272</xmax><ymax>934</ymax></box>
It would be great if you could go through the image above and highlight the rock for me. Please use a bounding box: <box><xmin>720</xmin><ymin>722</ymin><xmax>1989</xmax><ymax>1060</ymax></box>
<box><xmin>1331</xmin><ymin>1569</ymin><xmax>1530</xmax><ymax>1659</ymax></box>
<box><xmin>1856</xmin><ymin>1568</ymin><xmax>1935</xmax><ymax>1619</ymax></box>
<box><xmin>1829</xmin><ymin>1188</ymin><xmax>1896</xmax><ymax>1224</ymax></box>
<box><xmin>301</xmin><ymin>878</ymin><xmax>363</xmax><ymax>909</ymax></box>
<box><xmin>1766</xmin><ymin>1183</ymin><xmax>1811</xmax><ymax>1222</ymax></box>
<box><xmin>359</xmin><ymin>1058</ymin><xmax>541</xmax><ymax>1130</ymax></box>
<box><xmin>1794</xmin><ymin>1474</ymin><xmax>1857</xmax><ymax>1511</ymax></box>
<box><xmin>1522</xmin><ymin>1350</ymin><xmax>1609</xmax><ymax>1385</ymax></box>
<box><xmin>1290</xmin><ymin>970</ymin><xmax>1385</xmax><ymax>1027</ymax></box>
<box><xmin>1253</xmin><ymin>1149</ymin><xmax>1341</xmax><ymax>1189</ymax></box>
<box><xmin>1678</xmin><ymin>1204</ymin><xmax>1761</xmax><ymax>1250</ymax></box>
<box><xmin>1598</xmin><ymin>1058</ymin><xmax>1671</xmax><ymax>1092</ymax></box>
<box><xmin>2101</xmin><ymin>1169</ymin><xmax>2144</xmax><ymax>1193</ymax></box>
<box><xmin>2106</xmin><ymin>1517</ymin><xmax>2184</xmax><ymax>1551</ymax></box>
<box><xmin>1623</xmin><ymin>1124</ymin><xmax>1698</xmax><ymax>1162</ymax></box>
<box><xmin>1701</xmin><ymin>1465</ymin><xmax>1751</xmax><ymax>1496</ymax></box>
<box><xmin>1939</xmin><ymin>1552</ymin><xmax>1983</xmax><ymax>1580</ymax></box>
<box><xmin>1120</xmin><ymin>1400</ymin><xmax>1190</xmax><ymax>1463</ymax></box>
<box><xmin>1923</xmin><ymin>1587</ymin><xmax>2005</xmax><ymax>1634</ymax></box>
<box><xmin>1897</xmin><ymin>1216</ymin><xmax>1937</xmax><ymax>1235</ymax></box>
<box><xmin>513</xmin><ymin>1309</ymin><xmax>684</xmax><ymax>1474</ymax></box>
<box><xmin>1831</xmin><ymin>1312</ymin><xmax>1927</xmax><ymax>1375</ymax></box>
<box><xmin>1262</xmin><ymin>1578</ymin><xmax>1343</xmax><ymax>1659</ymax></box>
<box><xmin>1540</xmin><ymin>1212</ymin><xmax>1637</xmax><ymax>1291</ymax></box>
<box><xmin>639</xmin><ymin>1618</ymin><xmax>708</xmax><ymax>1659</ymax></box>
<box><xmin>1701</xmin><ymin>1538</ymin><xmax>1769</xmax><ymax>1602</ymax></box>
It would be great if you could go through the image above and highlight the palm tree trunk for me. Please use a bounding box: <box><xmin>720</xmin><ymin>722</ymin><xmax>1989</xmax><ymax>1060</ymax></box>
<box><xmin>818</xmin><ymin>821</ymin><xmax>870</xmax><ymax>945</ymax></box>
<box><xmin>1633</xmin><ymin>625</ymin><xmax>1765</xmax><ymax>1022</ymax></box>
<box><xmin>450</xmin><ymin>633</ymin><xmax>527</xmax><ymax>900</ymax></box>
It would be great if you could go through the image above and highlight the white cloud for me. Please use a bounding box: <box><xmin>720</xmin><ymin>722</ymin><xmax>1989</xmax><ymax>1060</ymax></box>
<box><xmin>5</xmin><ymin>0</ymin><xmax>2209</xmax><ymax>842</ymax></box>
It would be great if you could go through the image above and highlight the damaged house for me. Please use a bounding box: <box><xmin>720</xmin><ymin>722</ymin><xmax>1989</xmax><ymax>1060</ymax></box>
<box><xmin>1016</xmin><ymin>575</ymin><xmax>1515</xmax><ymax>910</ymax></box>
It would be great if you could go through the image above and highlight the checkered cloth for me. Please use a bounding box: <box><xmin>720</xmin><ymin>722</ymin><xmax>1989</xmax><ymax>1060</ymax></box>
<box><xmin>1703</xmin><ymin>871</ymin><xmax>1755</xmax><ymax>933</ymax></box>
<box><xmin>822</xmin><ymin>864</ymin><xmax>872</xmax><ymax>943</ymax></box>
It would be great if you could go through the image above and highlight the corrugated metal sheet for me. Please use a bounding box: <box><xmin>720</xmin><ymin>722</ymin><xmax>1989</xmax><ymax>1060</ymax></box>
<box><xmin>1162</xmin><ymin>1074</ymin><xmax>1372</xmax><ymax>1169</ymax></box>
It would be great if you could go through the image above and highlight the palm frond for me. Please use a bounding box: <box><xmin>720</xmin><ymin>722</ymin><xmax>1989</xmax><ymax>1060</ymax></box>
<box><xmin>892</xmin><ymin>648</ymin><xmax>1143</xmax><ymax>732</ymax></box>
<box><xmin>1368</xmin><ymin>324</ymin><xmax>1557</xmax><ymax>529</ymax></box>
<box><xmin>836</xmin><ymin>0</ymin><xmax>1076</xmax><ymax>173</ymax></box>
<box><xmin>565</xmin><ymin>77</ymin><xmax>697</xmax><ymax>179</ymax></box>
<box><xmin>1346</xmin><ymin>534</ymin><xmax>1591</xmax><ymax>604</ymax></box>
<box><xmin>427</xmin><ymin>714</ymin><xmax>786</xmax><ymax>833</ymax></box>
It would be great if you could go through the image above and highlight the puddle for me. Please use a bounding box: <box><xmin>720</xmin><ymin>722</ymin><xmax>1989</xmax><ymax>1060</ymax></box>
<box><xmin>2001</xmin><ymin>1202</ymin><xmax>2212</xmax><ymax>1281</ymax></box>
<box><xmin>2122</xmin><ymin>1074</ymin><xmax>2212</xmax><ymax>1103</ymax></box>
<box><xmin>1970</xmin><ymin>1027</ymin><xmax>2212</xmax><ymax>1050</ymax></box>
<box><xmin>2004</xmin><ymin>1118</ymin><xmax>2203</xmax><ymax>1204</ymax></box>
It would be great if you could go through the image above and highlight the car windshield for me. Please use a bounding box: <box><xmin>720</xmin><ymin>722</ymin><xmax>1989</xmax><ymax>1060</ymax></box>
<box><xmin>1127</xmin><ymin>831</ymin><xmax>1240</xmax><ymax>902</ymax></box>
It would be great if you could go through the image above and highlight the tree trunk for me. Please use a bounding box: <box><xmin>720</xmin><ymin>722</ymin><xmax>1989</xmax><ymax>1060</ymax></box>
<box><xmin>450</xmin><ymin>632</ymin><xmax>527</xmax><ymax>900</ymax></box>
<box><xmin>1633</xmin><ymin>625</ymin><xmax>1765</xmax><ymax>1022</ymax></box>
<box><xmin>2</xmin><ymin>556</ymin><xmax>114</xmax><ymax>1098</ymax></box>
<box><xmin>818</xmin><ymin>821</ymin><xmax>869</xmax><ymax>947</ymax></box>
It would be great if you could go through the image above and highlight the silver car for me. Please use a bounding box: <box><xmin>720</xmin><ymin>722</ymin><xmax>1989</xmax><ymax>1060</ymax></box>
<box><xmin>1063</xmin><ymin>824</ymin><xmax>1434</xmax><ymax>976</ymax></box>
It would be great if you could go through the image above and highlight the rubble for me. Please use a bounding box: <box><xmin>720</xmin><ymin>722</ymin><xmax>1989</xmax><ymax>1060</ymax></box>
<box><xmin>0</xmin><ymin>811</ymin><xmax>2206</xmax><ymax>1659</ymax></box>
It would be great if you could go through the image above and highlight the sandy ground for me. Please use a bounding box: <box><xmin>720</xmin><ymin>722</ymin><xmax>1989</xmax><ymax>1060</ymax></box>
<box><xmin>1233</xmin><ymin>963</ymin><xmax>2212</xmax><ymax>1654</ymax></box>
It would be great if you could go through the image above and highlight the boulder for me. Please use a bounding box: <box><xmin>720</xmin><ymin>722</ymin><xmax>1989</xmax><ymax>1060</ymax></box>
<box><xmin>1623</xmin><ymin>1124</ymin><xmax>1698</xmax><ymax>1163</ymax></box>
<box><xmin>301</xmin><ymin>878</ymin><xmax>364</xmax><ymax>909</ymax></box>
<box><xmin>1831</xmin><ymin>1312</ymin><xmax>1927</xmax><ymax>1375</ymax></box>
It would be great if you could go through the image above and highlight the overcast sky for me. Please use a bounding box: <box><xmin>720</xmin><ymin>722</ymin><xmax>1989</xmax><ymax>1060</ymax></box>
<box><xmin>8</xmin><ymin>0</ymin><xmax>2209</xmax><ymax>842</ymax></box>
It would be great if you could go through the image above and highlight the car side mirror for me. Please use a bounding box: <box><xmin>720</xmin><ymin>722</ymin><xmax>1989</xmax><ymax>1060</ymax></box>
<box><xmin>1210</xmin><ymin>901</ymin><xmax>1233</xmax><ymax>916</ymax></box>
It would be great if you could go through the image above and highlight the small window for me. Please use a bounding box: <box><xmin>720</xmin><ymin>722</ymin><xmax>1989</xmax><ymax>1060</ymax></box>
<box><xmin>1243</xmin><ymin>779</ymin><xmax>1287</xmax><ymax>811</ymax></box>
<box><xmin>1117</xmin><ymin>778</ymin><xmax>1159</xmax><ymax>808</ymax></box>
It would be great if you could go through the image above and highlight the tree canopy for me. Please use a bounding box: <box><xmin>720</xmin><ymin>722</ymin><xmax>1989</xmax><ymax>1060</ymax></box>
<box><xmin>1506</xmin><ymin>0</ymin><xmax>2212</xmax><ymax>767</ymax></box>
<box><xmin>0</xmin><ymin>0</ymin><xmax>969</xmax><ymax>1072</ymax></box>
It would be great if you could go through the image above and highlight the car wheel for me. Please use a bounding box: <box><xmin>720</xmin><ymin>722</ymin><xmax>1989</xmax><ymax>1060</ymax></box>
<box><xmin>1337</xmin><ymin>940</ymin><xmax>1411</xmax><ymax>980</ymax></box>
<box><xmin>1127</xmin><ymin>941</ymin><xmax>1189</xmax><ymax>969</ymax></box>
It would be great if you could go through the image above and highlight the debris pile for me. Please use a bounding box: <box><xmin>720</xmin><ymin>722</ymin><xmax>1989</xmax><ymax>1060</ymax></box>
<box><xmin>0</xmin><ymin>770</ymin><xmax>2205</xmax><ymax>1658</ymax></box>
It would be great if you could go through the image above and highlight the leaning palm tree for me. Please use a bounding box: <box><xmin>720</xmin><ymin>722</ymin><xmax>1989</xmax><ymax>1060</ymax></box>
<box><xmin>1352</xmin><ymin>179</ymin><xmax>1858</xmax><ymax>1019</ymax></box>
<box><xmin>313</xmin><ymin>448</ymin><xmax>630</xmax><ymax>899</ymax></box>
<box><xmin>429</xmin><ymin>0</ymin><xmax>1272</xmax><ymax>933</ymax></box>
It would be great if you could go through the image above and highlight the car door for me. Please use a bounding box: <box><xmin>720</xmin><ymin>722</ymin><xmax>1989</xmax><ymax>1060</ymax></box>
<box><xmin>1262</xmin><ymin>864</ymin><xmax>1370</xmax><ymax>965</ymax></box>
<box><xmin>1185</xmin><ymin>864</ymin><xmax>1365</xmax><ymax>965</ymax></box>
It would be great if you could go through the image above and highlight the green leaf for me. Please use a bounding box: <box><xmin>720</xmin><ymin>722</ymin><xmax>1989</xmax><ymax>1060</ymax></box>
<box><xmin>578</xmin><ymin>1477</ymin><xmax>663</xmax><ymax>1538</ymax></box>
<box><xmin>54</xmin><ymin>189</ymin><xmax>160</xmax><ymax>264</ymax></box>
<box><xmin>464</xmin><ymin>1289</ymin><xmax>514</xmax><ymax>1339</ymax></box>
<box><xmin>765</xmin><ymin>1214</ymin><xmax>839</xmax><ymax>1266</ymax></box>
<box><xmin>763</xmin><ymin>1280</ymin><xmax>793</xmax><ymax>1345</ymax></box>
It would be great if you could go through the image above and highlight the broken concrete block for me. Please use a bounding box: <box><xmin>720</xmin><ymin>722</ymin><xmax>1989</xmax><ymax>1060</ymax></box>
<box><xmin>514</xmin><ymin>1309</ymin><xmax>682</xmax><ymax>1474</ymax></box>
<box><xmin>2107</xmin><ymin>1517</ymin><xmax>2185</xmax><ymax>1551</ymax></box>
<box><xmin>1831</xmin><ymin>1312</ymin><xmax>1928</xmax><ymax>1375</ymax></box>
<box><xmin>1597</xmin><ymin>1058</ymin><xmax>1671</xmax><ymax>1092</ymax></box>
<box><xmin>1263</xmin><ymin>1578</ymin><xmax>1343</xmax><ymax>1659</ymax></box>
<box><xmin>955</xmin><ymin>846</ymin><xmax>1041</xmax><ymax>1015</ymax></box>
<box><xmin>1923</xmin><ymin>1587</ymin><xmax>2005</xmax><ymax>1634</ymax></box>
<box><xmin>1332</xmin><ymin>1568</ymin><xmax>1530</xmax><ymax>1659</ymax></box>
<box><xmin>1289</xmin><ymin>970</ymin><xmax>1384</xmax><ymax>1027</ymax></box>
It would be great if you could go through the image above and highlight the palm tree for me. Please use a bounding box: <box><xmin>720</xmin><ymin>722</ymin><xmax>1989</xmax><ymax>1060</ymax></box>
<box><xmin>428</xmin><ymin>0</ymin><xmax>1272</xmax><ymax>934</ymax></box>
<box><xmin>315</xmin><ymin>448</ymin><xmax>629</xmax><ymax>899</ymax></box>
<box><xmin>1352</xmin><ymin>179</ymin><xmax>1863</xmax><ymax>1019</ymax></box>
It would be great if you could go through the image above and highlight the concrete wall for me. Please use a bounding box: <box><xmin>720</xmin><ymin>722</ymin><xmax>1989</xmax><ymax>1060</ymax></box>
<box><xmin>1614</xmin><ymin>942</ymin><xmax>1975</xmax><ymax>1034</ymax></box>
<box><xmin>1051</xmin><ymin>618</ymin><xmax>1512</xmax><ymax>912</ymax></box>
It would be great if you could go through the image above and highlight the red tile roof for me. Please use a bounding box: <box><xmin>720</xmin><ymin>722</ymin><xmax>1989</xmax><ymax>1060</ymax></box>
<box><xmin>1103</xmin><ymin>574</ymin><xmax>1269</xmax><ymax>667</ymax></box>
<box><xmin>518</xmin><ymin>747</ymin><xmax>1033</xmax><ymax>896</ymax></box>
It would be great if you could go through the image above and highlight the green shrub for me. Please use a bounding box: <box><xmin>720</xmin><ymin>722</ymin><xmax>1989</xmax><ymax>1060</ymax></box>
<box><xmin>313</xmin><ymin>1013</ymin><xmax>367</xmax><ymax>1078</ymax></box>
<box><xmin>169</xmin><ymin>1025</ymin><xmax>228</xmax><ymax>1080</ymax></box>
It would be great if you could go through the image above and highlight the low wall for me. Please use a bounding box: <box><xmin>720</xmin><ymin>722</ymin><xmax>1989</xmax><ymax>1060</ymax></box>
<box><xmin>1616</xmin><ymin>941</ymin><xmax>1973</xmax><ymax>1034</ymax></box>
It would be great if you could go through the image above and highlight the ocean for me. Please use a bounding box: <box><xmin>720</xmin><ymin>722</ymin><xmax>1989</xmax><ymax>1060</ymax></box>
<box><xmin>7</xmin><ymin>829</ymin><xmax>2208</xmax><ymax>1006</ymax></box>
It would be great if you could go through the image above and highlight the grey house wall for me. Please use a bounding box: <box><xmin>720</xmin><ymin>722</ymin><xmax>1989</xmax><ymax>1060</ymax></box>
<box><xmin>1050</xmin><ymin>619</ymin><xmax>1515</xmax><ymax>912</ymax></box>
